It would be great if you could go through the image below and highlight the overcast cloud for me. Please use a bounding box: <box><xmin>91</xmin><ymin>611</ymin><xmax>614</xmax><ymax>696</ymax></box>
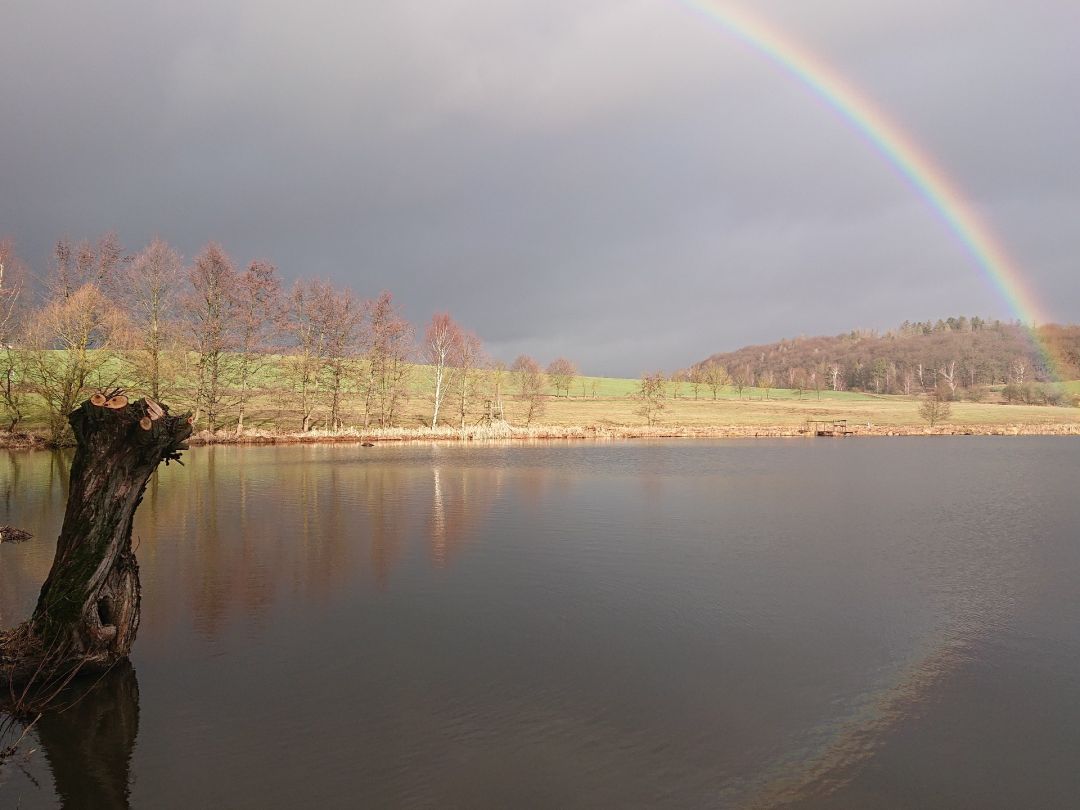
<box><xmin>2</xmin><ymin>0</ymin><xmax>1077</xmax><ymax>374</ymax></box>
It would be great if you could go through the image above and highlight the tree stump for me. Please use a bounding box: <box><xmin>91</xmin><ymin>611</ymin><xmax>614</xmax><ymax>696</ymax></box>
<box><xmin>1</xmin><ymin>395</ymin><xmax>191</xmax><ymax>693</ymax></box>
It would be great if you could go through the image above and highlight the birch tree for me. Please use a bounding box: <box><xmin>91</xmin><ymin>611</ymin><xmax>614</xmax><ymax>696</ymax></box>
<box><xmin>423</xmin><ymin>313</ymin><xmax>462</xmax><ymax>428</ymax></box>
<box><xmin>938</xmin><ymin>359</ymin><xmax>958</xmax><ymax>396</ymax></box>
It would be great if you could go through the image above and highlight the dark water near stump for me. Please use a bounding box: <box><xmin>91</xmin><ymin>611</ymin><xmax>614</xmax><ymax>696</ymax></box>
<box><xmin>1</xmin><ymin>438</ymin><xmax>1079</xmax><ymax>808</ymax></box>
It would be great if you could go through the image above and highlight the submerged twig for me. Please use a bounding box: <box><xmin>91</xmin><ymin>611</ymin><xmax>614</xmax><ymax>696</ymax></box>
<box><xmin>0</xmin><ymin>526</ymin><xmax>33</xmax><ymax>545</ymax></box>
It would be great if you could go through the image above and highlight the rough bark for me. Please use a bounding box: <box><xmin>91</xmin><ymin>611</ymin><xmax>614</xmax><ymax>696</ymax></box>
<box><xmin>1</xmin><ymin>395</ymin><xmax>191</xmax><ymax>692</ymax></box>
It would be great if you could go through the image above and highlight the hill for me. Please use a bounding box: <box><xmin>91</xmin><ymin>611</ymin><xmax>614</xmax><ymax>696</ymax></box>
<box><xmin>698</xmin><ymin>318</ymin><xmax>1080</xmax><ymax>395</ymax></box>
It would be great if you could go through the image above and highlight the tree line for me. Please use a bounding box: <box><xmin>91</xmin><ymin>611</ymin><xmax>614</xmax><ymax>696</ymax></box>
<box><xmin>0</xmin><ymin>234</ymin><xmax>582</xmax><ymax>444</ymax></box>
<box><xmin>689</xmin><ymin>316</ymin><xmax>1080</xmax><ymax>401</ymax></box>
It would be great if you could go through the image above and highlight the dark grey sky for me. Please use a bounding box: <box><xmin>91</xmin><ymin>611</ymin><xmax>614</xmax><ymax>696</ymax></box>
<box><xmin>2</xmin><ymin>0</ymin><xmax>1077</xmax><ymax>375</ymax></box>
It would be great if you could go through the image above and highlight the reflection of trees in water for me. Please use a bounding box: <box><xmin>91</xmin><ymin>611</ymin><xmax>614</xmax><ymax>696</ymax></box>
<box><xmin>6</xmin><ymin>447</ymin><xmax>506</xmax><ymax>642</ymax></box>
<box><xmin>361</xmin><ymin>463</ymin><xmax>409</xmax><ymax>590</ymax></box>
<box><xmin>0</xmin><ymin>452</ymin><xmax>20</xmax><ymax>514</ymax></box>
<box><xmin>192</xmin><ymin>448</ymin><xmax>228</xmax><ymax>637</ymax></box>
<box><xmin>427</xmin><ymin>463</ymin><xmax>502</xmax><ymax>568</ymax></box>
<box><xmin>0</xmin><ymin>451</ymin><xmax>73</xmax><ymax>627</ymax></box>
<box><xmin>299</xmin><ymin>458</ymin><xmax>354</xmax><ymax>600</ymax></box>
<box><xmin>139</xmin><ymin>448</ymin><xmax>504</xmax><ymax>629</ymax></box>
<box><xmin>36</xmin><ymin>662</ymin><xmax>140</xmax><ymax>810</ymax></box>
<box><xmin>516</xmin><ymin>463</ymin><xmax>549</xmax><ymax>513</ymax></box>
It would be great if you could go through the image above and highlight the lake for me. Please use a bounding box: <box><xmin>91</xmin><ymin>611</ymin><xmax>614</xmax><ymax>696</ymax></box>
<box><xmin>2</xmin><ymin>438</ymin><xmax>1079</xmax><ymax>808</ymax></box>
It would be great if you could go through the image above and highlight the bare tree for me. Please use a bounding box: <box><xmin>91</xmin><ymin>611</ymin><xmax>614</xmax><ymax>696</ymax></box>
<box><xmin>811</xmin><ymin>363</ymin><xmax>825</xmax><ymax>400</ymax></box>
<box><xmin>453</xmin><ymin>331</ymin><xmax>484</xmax><ymax>429</ymax></box>
<box><xmin>829</xmin><ymin>363</ymin><xmax>843</xmax><ymax>391</ymax></box>
<box><xmin>24</xmin><ymin>284</ymin><xmax>127</xmax><ymax>444</ymax></box>
<box><xmin>901</xmin><ymin>365</ymin><xmax>915</xmax><ymax>396</ymax></box>
<box><xmin>94</xmin><ymin>231</ymin><xmax>125</xmax><ymax>296</ymax></box>
<box><xmin>75</xmin><ymin>240</ymin><xmax>96</xmax><ymax>287</ymax></box>
<box><xmin>48</xmin><ymin>239</ymin><xmax>78</xmax><ymax>299</ymax></box>
<box><xmin>119</xmin><ymin>238</ymin><xmax>182</xmax><ymax>401</ymax></box>
<box><xmin>758</xmin><ymin>369</ymin><xmax>775</xmax><ymax>400</ymax></box>
<box><xmin>703</xmin><ymin>361</ymin><xmax>729</xmax><ymax>400</ymax></box>
<box><xmin>0</xmin><ymin>238</ymin><xmax>26</xmax><ymax>344</ymax></box>
<box><xmin>0</xmin><ymin>239</ymin><xmax>29</xmax><ymax>431</ymax></box>
<box><xmin>546</xmin><ymin>357</ymin><xmax>577</xmax><ymax>398</ymax></box>
<box><xmin>489</xmin><ymin>360</ymin><xmax>508</xmax><ymax>420</ymax></box>
<box><xmin>0</xmin><ymin>345</ymin><xmax>26</xmax><ymax>432</ymax></box>
<box><xmin>285</xmin><ymin>279</ymin><xmax>327</xmax><ymax>432</ymax></box>
<box><xmin>361</xmin><ymin>292</ymin><xmax>413</xmax><ymax>428</ymax></box>
<box><xmin>424</xmin><ymin>313</ymin><xmax>462</xmax><ymax>428</ymax></box>
<box><xmin>637</xmin><ymin>371</ymin><xmax>667</xmax><ymax>426</ymax></box>
<box><xmin>790</xmin><ymin>367</ymin><xmax>807</xmax><ymax>399</ymax></box>
<box><xmin>669</xmin><ymin>369</ymin><xmax>685</xmax><ymax>399</ymax></box>
<box><xmin>688</xmin><ymin>365</ymin><xmax>703</xmax><ymax>400</ymax></box>
<box><xmin>234</xmin><ymin>260</ymin><xmax>283</xmax><ymax>433</ymax></box>
<box><xmin>1010</xmin><ymin>357</ymin><xmax>1027</xmax><ymax>386</ymax></box>
<box><xmin>511</xmin><ymin>354</ymin><xmax>546</xmax><ymax>425</ymax></box>
<box><xmin>184</xmin><ymin>243</ymin><xmax>238</xmax><ymax>432</ymax></box>
<box><xmin>919</xmin><ymin>389</ymin><xmax>952</xmax><ymax>427</ymax></box>
<box><xmin>320</xmin><ymin>284</ymin><xmax>361</xmax><ymax>430</ymax></box>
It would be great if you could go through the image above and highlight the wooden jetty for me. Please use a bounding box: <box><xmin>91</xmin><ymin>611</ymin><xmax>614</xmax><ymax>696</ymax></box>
<box><xmin>802</xmin><ymin>419</ymin><xmax>854</xmax><ymax>437</ymax></box>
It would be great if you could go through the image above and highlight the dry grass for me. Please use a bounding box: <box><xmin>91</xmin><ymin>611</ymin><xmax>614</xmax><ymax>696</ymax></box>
<box><xmin>532</xmin><ymin>394</ymin><xmax>1080</xmax><ymax>429</ymax></box>
<box><xmin>183</xmin><ymin>397</ymin><xmax>1080</xmax><ymax>446</ymax></box>
<box><xmin>216</xmin><ymin>385</ymin><xmax>1080</xmax><ymax>436</ymax></box>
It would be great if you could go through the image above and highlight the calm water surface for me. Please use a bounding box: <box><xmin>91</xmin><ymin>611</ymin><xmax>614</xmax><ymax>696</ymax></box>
<box><xmin>1</xmin><ymin>439</ymin><xmax>1078</xmax><ymax>808</ymax></box>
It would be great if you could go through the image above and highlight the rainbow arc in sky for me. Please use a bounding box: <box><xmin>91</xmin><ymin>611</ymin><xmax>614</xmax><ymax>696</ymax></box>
<box><xmin>679</xmin><ymin>0</ymin><xmax>1063</xmax><ymax>378</ymax></box>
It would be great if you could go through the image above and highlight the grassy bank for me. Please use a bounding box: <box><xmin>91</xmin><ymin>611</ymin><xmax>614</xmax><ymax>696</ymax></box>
<box><xmin>3</xmin><ymin>351</ymin><xmax>1079</xmax><ymax>447</ymax></box>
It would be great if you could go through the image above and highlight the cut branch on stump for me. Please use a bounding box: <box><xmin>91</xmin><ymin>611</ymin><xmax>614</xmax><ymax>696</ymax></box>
<box><xmin>1</xmin><ymin>396</ymin><xmax>191</xmax><ymax>700</ymax></box>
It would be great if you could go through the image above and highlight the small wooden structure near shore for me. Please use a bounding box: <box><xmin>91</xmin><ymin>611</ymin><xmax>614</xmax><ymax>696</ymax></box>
<box><xmin>802</xmin><ymin>419</ymin><xmax>854</xmax><ymax>437</ymax></box>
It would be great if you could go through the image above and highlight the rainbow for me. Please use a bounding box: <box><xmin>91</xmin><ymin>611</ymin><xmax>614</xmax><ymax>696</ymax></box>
<box><xmin>678</xmin><ymin>0</ymin><xmax>1063</xmax><ymax>378</ymax></box>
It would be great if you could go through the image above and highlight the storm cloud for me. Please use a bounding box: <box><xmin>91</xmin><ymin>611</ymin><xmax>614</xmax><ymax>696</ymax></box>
<box><xmin>2</xmin><ymin>0</ymin><xmax>1077</xmax><ymax>374</ymax></box>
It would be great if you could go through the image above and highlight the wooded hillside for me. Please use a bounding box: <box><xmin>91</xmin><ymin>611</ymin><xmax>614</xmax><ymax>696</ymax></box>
<box><xmin>698</xmin><ymin>318</ymin><xmax>1080</xmax><ymax>395</ymax></box>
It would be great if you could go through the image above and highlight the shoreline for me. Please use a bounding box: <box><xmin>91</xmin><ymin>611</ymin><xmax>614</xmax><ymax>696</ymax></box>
<box><xmin>184</xmin><ymin>422</ymin><xmax>1080</xmax><ymax>444</ymax></box>
<box><xmin>6</xmin><ymin>422</ymin><xmax>1080</xmax><ymax>451</ymax></box>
